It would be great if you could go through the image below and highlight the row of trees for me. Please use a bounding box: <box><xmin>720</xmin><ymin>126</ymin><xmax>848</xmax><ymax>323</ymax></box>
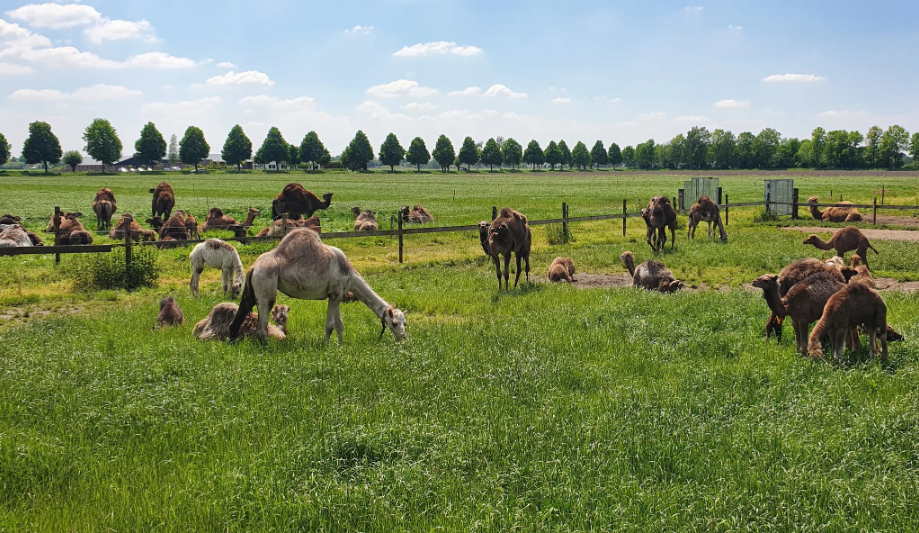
<box><xmin>2</xmin><ymin>121</ymin><xmax>918</xmax><ymax>172</ymax></box>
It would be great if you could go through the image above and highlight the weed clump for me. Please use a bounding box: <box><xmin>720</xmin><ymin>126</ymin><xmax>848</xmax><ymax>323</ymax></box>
<box><xmin>66</xmin><ymin>246</ymin><xmax>158</xmax><ymax>291</ymax></box>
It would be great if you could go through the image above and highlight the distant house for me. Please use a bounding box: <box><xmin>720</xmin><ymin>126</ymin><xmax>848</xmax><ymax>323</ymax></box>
<box><xmin>200</xmin><ymin>154</ymin><xmax>226</xmax><ymax>168</ymax></box>
<box><xmin>115</xmin><ymin>156</ymin><xmax>170</xmax><ymax>169</ymax></box>
<box><xmin>62</xmin><ymin>157</ymin><xmax>113</xmax><ymax>172</ymax></box>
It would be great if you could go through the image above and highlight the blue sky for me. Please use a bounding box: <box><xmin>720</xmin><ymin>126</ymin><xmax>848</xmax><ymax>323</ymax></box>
<box><xmin>1</xmin><ymin>0</ymin><xmax>917</xmax><ymax>159</ymax></box>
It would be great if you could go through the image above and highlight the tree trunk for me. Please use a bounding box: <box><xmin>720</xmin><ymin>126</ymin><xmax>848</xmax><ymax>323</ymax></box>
<box><xmin>43</xmin><ymin>161</ymin><xmax>48</xmax><ymax>172</ymax></box>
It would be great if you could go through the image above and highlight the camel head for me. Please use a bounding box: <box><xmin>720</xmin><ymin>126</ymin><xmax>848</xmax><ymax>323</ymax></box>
<box><xmin>379</xmin><ymin>306</ymin><xmax>407</xmax><ymax>341</ymax></box>
<box><xmin>477</xmin><ymin>221</ymin><xmax>491</xmax><ymax>255</ymax></box>
<box><xmin>208</xmin><ymin>207</ymin><xmax>224</xmax><ymax>218</ymax></box>
<box><xmin>400</xmin><ymin>205</ymin><xmax>410</xmax><ymax>218</ymax></box>
<box><xmin>751</xmin><ymin>274</ymin><xmax>778</xmax><ymax>290</ymax></box>
<box><xmin>350</xmin><ymin>206</ymin><xmax>362</xmax><ymax>217</ymax></box>
<box><xmin>248</xmin><ymin>207</ymin><xmax>261</xmax><ymax>217</ymax></box>
<box><xmin>271</xmin><ymin>305</ymin><xmax>290</xmax><ymax>329</ymax></box>
<box><xmin>802</xmin><ymin>234</ymin><xmax>820</xmax><ymax>246</ymax></box>
<box><xmin>807</xmin><ymin>196</ymin><xmax>819</xmax><ymax>205</ymax></box>
<box><xmin>321</xmin><ymin>192</ymin><xmax>333</xmax><ymax>203</ymax></box>
<box><xmin>662</xmin><ymin>280</ymin><xmax>683</xmax><ymax>293</ymax></box>
<box><xmin>0</xmin><ymin>214</ymin><xmax>21</xmax><ymax>225</ymax></box>
<box><xmin>887</xmin><ymin>325</ymin><xmax>905</xmax><ymax>342</ymax></box>
<box><xmin>147</xmin><ymin>216</ymin><xmax>164</xmax><ymax>230</ymax></box>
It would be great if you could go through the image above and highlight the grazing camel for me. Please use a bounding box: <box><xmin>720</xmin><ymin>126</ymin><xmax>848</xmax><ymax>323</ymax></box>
<box><xmin>351</xmin><ymin>207</ymin><xmax>379</xmax><ymax>231</ymax></box>
<box><xmin>228</xmin><ymin>228</ymin><xmax>407</xmax><ymax>343</ymax></box>
<box><xmin>0</xmin><ymin>224</ymin><xmax>33</xmax><ymax>247</ymax></box>
<box><xmin>155</xmin><ymin>296</ymin><xmax>184</xmax><ymax>328</ymax></box>
<box><xmin>194</xmin><ymin>303</ymin><xmax>289</xmax><ymax>341</ymax></box>
<box><xmin>753</xmin><ymin>272</ymin><xmax>846</xmax><ymax>355</ymax></box>
<box><xmin>189</xmin><ymin>239</ymin><xmax>245</xmax><ymax>297</ymax></box>
<box><xmin>807</xmin><ymin>282</ymin><xmax>888</xmax><ymax>361</ymax></box>
<box><xmin>547</xmin><ymin>257</ymin><xmax>576</xmax><ymax>283</ymax></box>
<box><xmin>687</xmin><ymin>195</ymin><xmax>727</xmax><ymax>241</ymax></box>
<box><xmin>400</xmin><ymin>205</ymin><xmax>435</xmax><ymax>224</ymax></box>
<box><xmin>271</xmin><ymin>184</ymin><xmax>333</xmax><ymax>220</ymax></box>
<box><xmin>150</xmin><ymin>182</ymin><xmax>175</xmax><ymax>219</ymax></box>
<box><xmin>92</xmin><ymin>187</ymin><xmax>117</xmax><ymax>231</ymax></box>
<box><xmin>484</xmin><ymin>207</ymin><xmax>532</xmax><ymax>290</ymax></box>
<box><xmin>808</xmin><ymin>196</ymin><xmax>863</xmax><ymax>222</ymax></box>
<box><xmin>255</xmin><ymin>215</ymin><xmax>321</xmax><ymax>237</ymax></box>
<box><xmin>802</xmin><ymin>226</ymin><xmax>878</xmax><ymax>267</ymax></box>
<box><xmin>644</xmin><ymin>196</ymin><xmax>677</xmax><ymax>251</ymax></box>
<box><xmin>762</xmin><ymin>258</ymin><xmax>845</xmax><ymax>340</ymax></box>
<box><xmin>620</xmin><ymin>251</ymin><xmax>683</xmax><ymax>292</ymax></box>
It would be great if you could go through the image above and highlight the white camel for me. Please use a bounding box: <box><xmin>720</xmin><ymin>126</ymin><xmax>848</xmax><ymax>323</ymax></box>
<box><xmin>189</xmin><ymin>239</ymin><xmax>245</xmax><ymax>298</ymax></box>
<box><xmin>194</xmin><ymin>302</ymin><xmax>289</xmax><ymax>341</ymax></box>
<box><xmin>229</xmin><ymin>228</ymin><xmax>406</xmax><ymax>342</ymax></box>
<box><xmin>0</xmin><ymin>224</ymin><xmax>33</xmax><ymax>248</ymax></box>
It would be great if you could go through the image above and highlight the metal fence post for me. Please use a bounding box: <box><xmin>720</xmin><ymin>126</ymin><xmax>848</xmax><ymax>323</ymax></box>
<box><xmin>397</xmin><ymin>214</ymin><xmax>404</xmax><ymax>264</ymax></box>
<box><xmin>53</xmin><ymin>206</ymin><xmax>61</xmax><ymax>265</ymax></box>
<box><xmin>725</xmin><ymin>194</ymin><xmax>729</xmax><ymax>225</ymax></box>
<box><xmin>124</xmin><ymin>214</ymin><xmax>133</xmax><ymax>277</ymax></box>
<box><xmin>622</xmin><ymin>199</ymin><xmax>627</xmax><ymax>236</ymax></box>
<box><xmin>792</xmin><ymin>188</ymin><xmax>799</xmax><ymax>220</ymax></box>
<box><xmin>561</xmin><ymin>202</ymin><xmax>568</xmax><ymax>241</ymax></box>
<box><xmin>873</xmin><ymin>197</ymin><xmax>877</xmax><ymax>225</ymax></box>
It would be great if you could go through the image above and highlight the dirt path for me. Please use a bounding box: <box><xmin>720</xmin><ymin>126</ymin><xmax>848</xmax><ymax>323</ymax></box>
<box><xmin>783</xmin><ymin>226</ymin><xmax>919</xmax><ymax>242</ymax></box>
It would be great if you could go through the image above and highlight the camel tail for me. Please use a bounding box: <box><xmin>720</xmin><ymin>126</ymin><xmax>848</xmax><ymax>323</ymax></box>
<box><xmin>807</xmin><ymin>315</ymin><xmax>830</xmax><ymax>357</ymax></box>
<box><xmin>619</xmin><ymin>251</ymin><xmax>636</xmax><ymax>277</ymax></box>
<box><xmin>229</xmin><ymin>268</ymin><xmax>256</xmax><ymax>340</ymax></box>
<box><xmin>869</xmin><ymin>243</ymin><xmax>879</xmax><ymax>255</ymax></box>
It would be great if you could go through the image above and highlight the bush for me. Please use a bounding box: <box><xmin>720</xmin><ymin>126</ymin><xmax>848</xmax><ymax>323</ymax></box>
<box><xmin>66</xmin><ymin>246</ymin><xmax>159</xmax><ymax>291</ymax></box>
<box><xmin>753</xmin><ymin>208</ymin><xmax>780</xmax><ymax>223</ymax></box>
<box><xmin>545</xmin><ymin>223</ymin><xmax>570</xmax><ymax>245</ymax></box>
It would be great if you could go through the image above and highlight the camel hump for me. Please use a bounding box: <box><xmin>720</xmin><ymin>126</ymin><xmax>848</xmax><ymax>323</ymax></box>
<box><xmin>209</xmin><ymin>207</ymin><xmax>224</xmax><ymax>217</ymax></box>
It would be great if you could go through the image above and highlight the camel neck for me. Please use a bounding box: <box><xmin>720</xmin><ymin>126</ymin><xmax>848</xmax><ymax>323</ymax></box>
<box><xmin>349</xmin><ymin>272</ymin><xmax>390</xmax><ymax>317</ymax></box>
<box><xmin>812</xmin><ymin>238</ymin><xmax>833</xmax><ymax>250</ymax></box>
<box><xmin>763</xmin><ymin>285</ymin><xmax>787</xmax><ymax>316</ymax></box>
<box><xmin>809</xmin><ymin>206</ymin><xmax>823</xmax><ymax>219</ymax></box>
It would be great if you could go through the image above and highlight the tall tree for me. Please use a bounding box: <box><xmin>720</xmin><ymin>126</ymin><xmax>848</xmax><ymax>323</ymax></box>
<box><xmin>379</xmin><ymin>132</ymin><xmax>406</xmax><ymax>172</ymax></box>
<box><xmin>480</xmin><ymin>138</ymin><xmax>502</xmax><ymax>171</ymax></box>
<box><xmin>589</xmin><ymin>140</ymin><xmax>608</xmax><ymax>169</ymax></box>
<box><xmin>523</xmin><ymin>140</ymin><xmax>545</xmax><ymax>169</ymax></box>
<box><xmin>544</xmin><ymin>140</ymin><xmax>562</xmax><ymax>170</ymax></box>
<box><xmin>910</xmin><ymin>132</ymin><xmax>919</xmax><ymax>168</ymax></box>
<box><xmin>811</xmin><ymin>127</ymin><xmax>826</xmax><ymax>168</ymax></box>
<box><xmin>458</xmin><ymin>136</ymin><xmax>479</xmax><ymax>170</ymax></box>
<box><xmin>300</xmin><ymin>130</ymin><xmax>330</xmax><ymax>170</ymax></box>
<box><xmin>734</xmin><ymin>132</ymin><xmax>755</xmax><ymax>168</ymax></box>
<box><xmin>22</xmin><ymin>121</ymin><xmax>62</xmax><ymax>172</ymax></box>
<box><xmin>668</xmin><ymin>134</ymin><xmax>685</xmax><ymax>169</ymax></box>
<box><xmin>847</xmin><ymin>131</ymin><xmax>865</xmax><ymax>168</ymax></box>
<box><xmin>347</xmin><ymin>130</ymin><xmax>374</xmax><ymax>171</ymax></box>
<box><xmin>135</xmin><ymin>122</ymin><xmax>166</xmax><ymax>168</ymax></box>
<box><xmin>571</xmin><ymin>141</ymin><xmax>591</xmax><ymax>170</ymax></box>
<box><xmin>83</xmin><ymin>118</ymin><xmax>122</xmax><ymax>171</ymax></box>
<box><xmin>0</xmin><ymin>132</ymin><xmax>9</xmax><ymax>167</ymax></box>
<box><xmin>167</xmin><ymin>134</ymin><xmax>179</xmax><ymax>165</ymax></box>
<box><xmin>607</xmin><ymin>142</ymin><xmax>622</xmax><ymax>167</ymax></box>
<box><xmin>405</xmin><ymin>137</ymin><xmax>430</xmax><ymax>171</ymax></box>
<box><xmin>621</xmin><ymin>145</ymin><xmax>635</xmax><ymax>167</ymax></box>
<box><xmin>683</xmin><ymin>127</ymin><xmax>711</xmax><ymax>169</ymax></box>
<box><xmin>777</xmin><ymin>137</ymin><xmax>801</xmax><ymax>169</ymax></box>
<box><xmin>709</xmin><ymin>129</ymin><xmax>735</xmax><ymax>169</ymax></box>
<box><xmin>557</xmin><ymin>139</ymin><xmax>572</xmax><ymax>169</ymax></box>
<box><xmin>179</xmin><ymin>126</ymin><xmax>210</xmax><ymax>171</ymax></box>
<box><xmin>502</xmin><ymin>138</ymin><xmax>523</xmax><ymax>169</ymax></box>
<box><xmin>634</xmin><ymin>140</ymin><xmax>655</xmax><ymax>169</ymax></box>
<box><xmin>288</xmin><ymin>144</ymin><xmax>300</xmax><ymax>170</ymax></box>
<box><xmin>753</xmin><ymin>128</ymin><xmax>781</xmax><ymax>168</ymax></box>
<box><xmin>259</xmin><ymin>127</ymin><xmax>289</xmax><ymax>170</ymax></box>
<box><xmin>795</xmin><ymin>140</ymin><xmax>815</xmax><ymax>168</ymax></box>
<box><xmin>221</xmin><ymin>124</ymin><xmax>252</xmax><ymax>171</ymax></box>
<box><xmin>63</xmin><ymin>150</ymin><xmax>82</xmax><ymax>172</ymax></box>
<box><xmin>879</xmin><ymin>125</ymin><xmax>909</xmax><ymax>169</ymax></box>
<box><xmin>432</xmin><ymin>135</ymin><xmax>456</xmax><ymax>172</ymax></box>
<box><xmin>865</xmin><ymin>126</ymin><xmax>882</xmax><ymax>168</ymax></box>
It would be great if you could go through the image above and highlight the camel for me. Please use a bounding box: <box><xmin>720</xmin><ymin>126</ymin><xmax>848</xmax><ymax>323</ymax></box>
<box><xmin>687</xmin><ymin>195</ymin><xmax>727</xmax><ymax>242</ymax></box>
<box><xmin>807</xmin><ymin>282</ymin><xmax>888</xmax><ymax>361</ymax></box>
<box><xmin>25</xmin><ymin>230</ymin><xmax>43</xmax><ymax>246</ymax></box>
<box><xmin>547</xmin><ymin>257</ymin><xmax>576</xmax><ymax>283</ymax></box>
<box><xmin>0</xmin><ymin>214</ymin><xmax>21</xmax><ymax>225</ymax></box>
<box><xmin>848</xmin><ymin>255</ymin><xmax>874</xmax><ymax>287</ymax></box>
<box><xmin>92</xmin><ymin>187</ymin><xmax>117</xmax><ymax>231</ymax></box>
<box><xmin>255</xmin><ymin>215</ymin><xmax>321</xmax><ymax>237</ymax></box>
<box><xmin>271</xmin><ymin>184</ymin><xmax>333</xmax><ymax>220</ymax></box>
<box><xmin>228</xmin><ymin>228</ymin><xmax>407</xmax><ymax>343</ymax></box>
<box><xmin>194</xmin><ymin>303</ymin><xmax>289</xmax><ymax>341</ymax></box>
<box><xmin>477</xmin><ymin>222</ymin><xmax>491</xmax><ymax>256</ymax></box>
<box><xmin>189</xmin><ymin>239</ymin><xmax>244</xmax><ymax>298</ymax></box>
<box><xmin>112</xmin><ymin>214</ymin><xmax>155</xmax><ymax>241</ymax></box>
<box><xmin>198</xmin><ymin>207</ymin><xmax>260</xmax><ymax>233</ymax></box>
<box><xmin>762</xmin><ymin>258</ymin><xmax>846</xmax><ymax>340</ymax></box>
<box><xmin>644</xmin><ymin>196</ymin><xmax>677</xmax><ymax>251</ymax></box>
<box><xmin>400</xmin><ymin>205</ymin><xmax>435</xmax><ymax>224</ymax></box>
<box><xmin>45</xmin><ymin>212</ymin><xmax>93</xmax><ymax>245</ymax></box>
<box><xmin>802</xmin><ymin>226</ymin><xmax>878</xmax><ymax>268</ymax></box>
<box><xmin>157</xmin><ymin>210</ymin><xmax>190</xmax><ymax>241</ymax></box>
<box><xmin>484</xmin><ymin>207</ymin><xmax>532</xmax><ymax>290</ymax></box>
<box><xmin>184</xmin><ymin>213</ymin><xmax>199</xmax><ymax>240</ymax></box>
<box><xmin>155</xmin><ymin>296</ymin><xmax>184</xmax><ymax>328</ymax></box>
<box><xmin>150</xmin><ymin>182</ymin><xmax>175</xmax><ymax>219</ymax></box>
<box><xmin>0</xmin><ymin>224</ymin><xmax>33</xmax><ymax>247</ymax></box>
<box><xmin>351</xmin><ymin>207</ymin><xmax>379</xmax><ymax>232</ymax></box>
<box><xmin>620</xmin><ymin>251</ymin><xmax>683</xmax><ymax>292</ymax></box>
<box><xmin>807</xmin><ymin>196</ymin><xmax>863</xmax><ymax>222</ymax></box>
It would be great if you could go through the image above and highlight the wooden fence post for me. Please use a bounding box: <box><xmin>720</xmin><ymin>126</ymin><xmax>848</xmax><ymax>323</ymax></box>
<box><xmin>124</xmin><ymin>214</ymin><xmax>133</xmax><ymax>276</ymax></box>
<box><xmin>397</xmin><ymin>214</ymin><xmax>404</xmax><ymax>264</ymax></box>
<box><xmin>725</xmin><ymin>194</ymin><xmax>729</xmax><ymax>225</ymax></box>
<box><xmin>882</xmin><ymin>186</ymin><xmax>885</xmax><ymax>204</ymax></box>
<box><xmin>53</xmin><ymin>206</ymin><xmax>61</xmax><ymax>265</ymax></box>
<box><xmin>873</xmin><ymin>197</ymin><xmax>877</xmax><ymax>225</ymax></box>
<box><xmin>622</xmin><ymin>199</ymin><xmax>627</xmax><ymax>236</ymax></box>
<box><xmin>491</xmin><ymin>206</ymin><xmax>497</xmax><ymax>221</ymax></box>
<box><xmin>792</xmin><ymin>188</ymin><xmax>799</xmax><ymax>220</ymax></box>
<box><xmin>766</xmin><ymin>193</ymin><xmax>771</xmax><ymax>214</ymax></box>
<box><xmin>561</xmin><ymin>202</ymin><xmax>568</xmax><ymax>241</ymax></box>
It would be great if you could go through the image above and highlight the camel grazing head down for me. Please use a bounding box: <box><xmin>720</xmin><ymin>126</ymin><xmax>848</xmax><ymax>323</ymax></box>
<box><xmin>379</xmin><ymin>306</ymin><xmax>407</xmax><ymax>340</ymax></box>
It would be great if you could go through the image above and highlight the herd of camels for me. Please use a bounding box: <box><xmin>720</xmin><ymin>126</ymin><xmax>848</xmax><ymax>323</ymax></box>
<box><xmin>0</xmin><ymin>180</ymin><xmax>897</xmax><ymax>362</ymax></box>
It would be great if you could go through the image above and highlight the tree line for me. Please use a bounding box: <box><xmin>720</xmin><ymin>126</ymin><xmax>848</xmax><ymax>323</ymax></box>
<box><xmin>1</xmin><ymin>120</ymin><xmax>917</xmax><ymax>173</ymax></box>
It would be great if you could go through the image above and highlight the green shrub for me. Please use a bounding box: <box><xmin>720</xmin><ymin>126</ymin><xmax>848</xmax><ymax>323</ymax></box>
<box><xmin>66</xmin><ymin>246</ymin><xmax>159</xmax><ymax>291</ymax></box>
<box><xmin>753</xmin><ymin>208</ymin><xmax>780</xmax><ymax>223</ymax></box>
<box><xmin>545</xmin><ymin>223</ymin><xmax>570</xmax><ymax>245</ymax></box>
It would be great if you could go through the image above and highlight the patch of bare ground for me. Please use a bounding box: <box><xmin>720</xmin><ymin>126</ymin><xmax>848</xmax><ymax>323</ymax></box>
<box><xmin>0</xmin><ymin>305</ymin><xmax>85</xmax><ymax>331</ymax></box>
<box><xmin>783</xmin><ymin>226</ymin><xmax>919</xmax><ymax>242</ymax></box>
<box><xmin>874</xmin><ymin>215</ymin><xmax>919</xmax><ymax>228</ymax></box>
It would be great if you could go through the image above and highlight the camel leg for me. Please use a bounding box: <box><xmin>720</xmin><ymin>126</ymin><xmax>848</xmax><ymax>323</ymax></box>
<box><xmin>190</xmin><ymin>266</ymin><xmax>202</xmax><ymax>297</ymax></box>
<box><xmin>325</xmin><ymin>300</ymin><xmax>343</xmax><ymax>342</ymax></box>
<box><xmin>878</xmin><ymin>329</ymin><xmax>888</xmax><ymax>362</ymax></box>
<box><xmin>221</xmin><ymin>268</ymin><xmax>231</xmax><ymax>296</ymax></box>
<box><xmin>503</xmin><ymin>253</ymin><xmax>511</xmax><ymax>290</ymax></box>
<box><xmin>491</xmin><ymin>255</ymin><xmax>502</xmax><ymax>290</ymax></box>
<box><xmin>832</xmin><ymin>329</ymin><xmax>846</xmax><ymax>362</ymax></box>
<box><xmin>251</xmin><ymin>272</ymin><xmax>277</xmax><ymax>344</ymax></box>
<box><xmin>670</xmin><ymin>225</ymin><xmax>676</xmax><ymax>250</ymax></box>
<box><xmin>513</xmin><ymin>253</ymin><xmax>522</xmax><ymax>287</ymax></box>
<box><xmin>524</xmin><ymin>252</ymin><xmax>530</xmax><ymax>282</ymax></box>
<box><xmin>688</xmin><ymin>219</ymin><xmax>695</xmax><ymax>239</ymax></box>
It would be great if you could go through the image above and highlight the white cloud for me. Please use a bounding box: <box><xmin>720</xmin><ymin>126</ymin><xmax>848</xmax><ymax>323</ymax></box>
<box><xmin>401</xmin><ymin>102</ymin><xmax>437</xmax><ymax>111</ymax></box>
<box><xmin>366</xmin><ymin>79</ymin><xmax>437</xmax><ymax>98</ymax></box>
<box><xmin>594</xmin><ymin>97</ymin><xmax>622</xmax><ymax>103</ymax></box>
<box><xmin>684</xmin><ymin>6</ymin><xmax>703</xmax><ymax>11</ymax></box>
<box><xmin>819</xmin><ymin>110</ymin><xmax>850</xmax><ymax>117</ymax></box>
<box><xmin>355</xmin><ymin>100</ymin><xmax>409</xmax><ymax>120</ymax></box>
<box><xmin>203</xmin><ymin>70</ymin><xmax>274</xmax><ymax>88</ymax></box>
<box><xmin>762</xmin><ymin>73</ymin><xmax>826</xmax><ymax>82</ymax></box>
<box><xmin>551</xmin><ymin>97</ymin><xmax>571</xmax><ymax>104</ymax></box>
<box><xmin>0</xmin><ymin>19</ymin><xmax>52</xmax><ymax>48</ymax></box>
<box><xmin>728</xmin><ymin>25</ymin><xmax>742</xmax><ymax>33</ymax></box>
<box><xmin>484</xmin><ymin>84</ymin><xmax>526</xmax><ymax>98</ymax></box>
<box><xmin>638</xmin><ymin>112</ymin><xmax>666</xmax><ymax>121</ymax></box>
<box><xmin>344</xmin><ymin>25</ymin><xmax>373</xmax><ymax>34</ymax></box>
<box><xmin>142</xmin><ymin>96</ymin><xmax>223</xmax><ymax>117</ymax></box>
<box><xmin>0</xmin><ymin>46</ymin><xmax>197</xmax><ymax>69</ymax></box>
<box><xmin>6</xmin><ymin>3</ymin><xmax>101</xmax><ymax>28</ymax></box>
<box><xmin>393</xmin><ymin>41</ymin><xmax>483</xmax><ymax>57</ymax></box>
<box><xmin>0</xmin><ymin>61</ymin><xmax>33</xmax><ymax>74</ymax></box>
<box><xmin>238</xmin><ymin>95</ymin><xmax>316</xmax><ymax>109</ymax></box>
<box><xmin>448</xmin><ymin>86</ymin><xmax>482</xmax><ymax>97</ymax></box>
<box><xmin>438</xmin><ymin>109</ymin><xmax>496</xmax><ymax>120</ymax></box>
<box><xmin>713</xmin><ymin>99</ymin><xmax>750</xmax><ymax>108</ymax></box>
<box><xmin>124</xmin><ymin>52</ymin><xmax>196</xmax><ymax>69</ymax></box>
<box><xmin>9</xmin><ymin>84</ymin><xmax>143</xmax><ymax>102</ymax></box>
<box><xmin>216</xmin><ymin>61</ymin><xmax>237</xmax><ymax>68</ymax></box>
<box><xmin>84</xmin><ymin>18</ymin><xmax>154</xmax><ymax>44</ymax></box>
<box><xmin>673</xmin><ymin>115</ymin><xmax>711</xmax><ymax>123</ymax></box>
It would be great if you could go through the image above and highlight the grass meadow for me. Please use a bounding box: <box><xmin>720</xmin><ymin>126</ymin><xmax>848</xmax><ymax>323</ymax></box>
<box><xmin>1</xmin><ymin>169</ymin><xmax>919</xmax><ymax>531</ymax></box>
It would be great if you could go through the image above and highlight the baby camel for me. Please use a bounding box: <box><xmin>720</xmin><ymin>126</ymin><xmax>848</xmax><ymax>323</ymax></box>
<box><xmin>620</xmin><ymin>251</ymin><xmax>682</xmax><ymax>292</ymax></box>
<box><xmin>807</xmin><ymin>282</ymin><xmax>888</xmax><ymax>362</ymax></box>
<box><xmin>687</xmin><ymin>195</ymin><xmax>727</xmax><ymax>241</ymax></box>
<box><xmin>194</xmin><ymin>303</ymin><xmax>289</xmax><ymax>341</ymax></box>
<box><xmin>803</xmin><ymin>226</ymin><xmax>878</xmax><ymax>268</ymax></box>
<box><xmin>351</xmin><ymin>207</ymin><xmax>379</xmax><ymax>231</ymax></box>
<box><xmin>753</xmin><ymin>272</ymin><xmax>845</xmax><ymax>355</ymax></box>
<box><xmin>547</xmin><ymin>257</ymin><xmax>576</xmax><ymax>283</ymax></box>
<box><xmin>189</xmin><ymin>238</ymin><xmax>244</xmax><ymax>298</ymax></box>
<box><xmin>156</xmin><ymin>296</ymin><xmax>184</xmax><ymax>328</ymax></box>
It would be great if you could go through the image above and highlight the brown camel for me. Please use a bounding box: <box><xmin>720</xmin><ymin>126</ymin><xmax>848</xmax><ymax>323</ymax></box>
<box><xmin>807</xmin><ymin>196</ymin><xmax>863</xmax><ymax>222</ymax></box>
<box><xmin>400</xmin><ymin>205</ymin><xmax>435</xmax><ymax>224</ymax></box>
<box><xmin>644</xmin><ymin>196</ymin><xmax>677</xmax><ymax>251</ymax></box>
<box><xmin>157</xmin><ymin>210</ymin><xmax>190</xmax><ymax>241</ymax></box>
<box><xmin>620</xmin><ymin>251</ymin><xmax>682</xmax><ymax>292</ymax></box>
<box><xmin>762</xmin><ymin>258</ymin><xmax>845</xmax><ymax>340</ymax></box>
<box><xmin>184</xmin><ymin>213</ymin><xmax>199</xmax><ymax>240</ymax></box>
<box><xmin>45</xmin><ymin>212</ymin><xmax>93</xmax><ymax>245</ymax></box>
<box><xmin>477</xmin><ymin>221</ymin><xmax>491</xmax><ymax>256</ymax></box>
<box><xmin>807</xmin><ymin>282</ymin><xmax>888</xmax><ymax>361</ymax></box>
<box><xmin>155</xmin><ymin>296</ymin><xmax>185</xmax><ymax>328</ymax></box>
<box><xmin>256</xmin><ymin>215</ymin><xmax>321</xmax><ymax>237</ymax></box>
<box><xmin>547</xmin><ymin>257</ymin><xmax>576</xmax><ymax>283</ymax></box>
<box><xmin>271</xmin><ymin>183</ymin><xmax>333</xmax><ymax>220</ymax></box>
<box><xmin>687</xmin><ymin>195</ymin><xmax>726</xmax><ymax>241</ymax></box>
<box><xmin>484</xmin><ymin>207</ymin><xmax>532</xmax><ymax>290</ymax></box>
<box><xmin>92</xmin><ymin>187</ymin><xmax>117</xmax><ymax>231</ymax></box>
<box><xmin>0</xmin><ymin>214</ymin><xmax>21</xmax><ymax>225</ymax></box>
<box><xmin>802</xmin><ymin>226</ymin><xmax>878</xmax><ymax>267</ymax></box>
<box><xmin>351</xmin><ymin>207</ymin><xmax>379</xmax><ymax>231</ymax></box>
<box><xmin>150</xmin><ymin>182</ymin><xmax>175</xmax><ymax>219</ymax></box>
<box><xmin>194</xmin><ymin>302</ymin><xmax>289</xmax><ymax>341</ymax></box>
<box><xmin>198</xmin><ymin>207</ymin><xmax>260</xmax><ymax>233</ymax></box>
<box><xmin>111</xmin><ymin>214</ymin><xmax>155</xmax><ymax>241</ymax></box>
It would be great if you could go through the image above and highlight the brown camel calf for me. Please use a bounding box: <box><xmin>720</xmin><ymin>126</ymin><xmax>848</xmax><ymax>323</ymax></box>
<box><xmin>547</xmin><ymin>257</ymin><xmax>576</xmax><ymax>283</ymax></box>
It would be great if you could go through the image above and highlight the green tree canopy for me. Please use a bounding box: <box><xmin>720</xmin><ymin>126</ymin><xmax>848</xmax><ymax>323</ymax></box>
<box><xmin>621</xmin><ymin>145</ymin><xmax>635</xmax><ymax>167</ymax></box>
<box><xmin>709</xmin><ymin>129</ymin><xmax>735</xmax><ymax>169</ymax></box>
<box><xmin>523</xmin><ymin>140</ymin><xmax>545</xmax><ymax>169</ymax></box>
<box><xmin>288</xmin><ymin>144</ymin><xmax>300</xmax><ymax>170</ymax></box>
<box><xmin>879</xmin><ymin>125</ymin><xmax>909</xmax><ymax>169</ymax></box>
<box><xmin>607</xmin><ymin>143</ymin><xmax>622</xmax><ymax>166</ymax></box>
<box><xmin>134</xmin><ymin>122</ymin><xmax>166</xmax><ymax>168</ymax></box>
<box><xmin>179</xmin><ymin>126</ymin><xmax>210</xmax><ymax>171</ymax></box>
<box><xmin>634</xmin><ymin>140</ymin><xmax>655</xmax><ymax>170</ymax></box>
<box><xmin>502</xmin><ymin>138</ymin><xmax>523</xmax><ymax>169</ymax></box>
<box><xmin>865</xmin><ymin>126</ymin><xmax>882</xmax><ymax>168</ymax></box>
<box><xmin>83</xmin><ymin>118</ymin><xmax>122</xmax><ymax>170</ymax></box>
<box><xmin>379</xmin><ymin>132</ymin><xmax>406</xmax><ymax>172</ymax></box>
<box><xmin>480</xmin><ymin>138</ymin><xmax>502</xmax><ymax>170</ymax></box>
<box><xmin>571</xmin><ymin>141</ymin><xmax>591</xmax><ymax>170</ymax></box>
<box><xmin>258</xmin><ymin>127</ymin><xmax>289</xmax><ymax>170</ymax></box>
<box><xmin>544</xmin><ymin>141</ymin><xmax>562</xmax><ymax>170</ymax></box>
<box><xmin>300</xmin><ymin>130</ymin><xmax>330</xmax><ymax>169</ymax></box>
<box><xmin>752</xmin><ymin>128</ymin><xmax>781</xmax><ymax>169</ymax></box>
<box><xmin>557</xmin><ymin>140</ymin><xmax>572</xmax><ymax>169</ymax></box>
<box><xmin>22</xmin><ymin>121</ymin><xmax>62</xmax><ymax>172</ymax></box>
<box><xmin>458</xmin><ymin>136</ymin><xmax>479</xmax><ymax>169</ymax></box>
<box><xmin>910</xmin><ymin>133</ymin><xmax>919</xmax><ymax>168</ymax></box>
<box><xmin>406</xmin><ymin>137</ymin><xmax>430</xmax><ymax>171</ymax></box>
<box><xmin>811</xmin><ymin>127</ymin><xmax>826</xmax><ymax>168</ymax></box>
<box><xmin>734</xmin><ymin>132</ymin><xmax>755</xmax><ymax>168</ymax></box>
<box><xmin>63</xmin><ymin>150</ymin><xmax>83</xmax><ymax>172</ymax></box>
<box><xmin>683</xmin><ymin>127</ymin><xmax>711</xmax><ymax>169</ymax></box>
<box><xmin>0</xmin><ymin>132</ymin><xmax>12</xmax><ymax>167</ymax></box>
<box><xmin>432</xmin><ymin>134</ymin><xmax>455</xmax><ymax>172</ymax></box>
<box><xmin>590</xmin><ymin>140</ymin><xmax>608</xmax><ymax>169</ymax></box>
<box><xmin>347</xmin><ymin>130</ymin><xmax>374</xmax><ymax>171</ymax></box>
<box><xmin>221</xmin><ymin>124</ymin><xmax>252</xmax><ymax>171</ymax></box>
